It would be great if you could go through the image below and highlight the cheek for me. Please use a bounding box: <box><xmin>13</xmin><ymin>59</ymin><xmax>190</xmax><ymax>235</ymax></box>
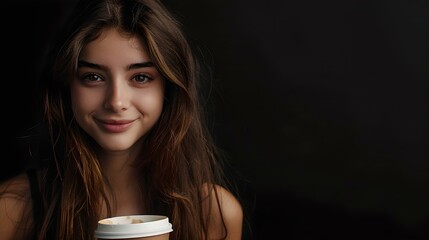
<box><xmin>70</xmin><ymin>84</ymin><xmax>100</xmax><ymax>117</ymax></box>
<box><xmin>143</xmin><ymin>92</ymin><xmax>164</xmax><ymax>114</ymax></box>
<box><xmin>137</xmin><ymin>86</ymin><xmax>165</xmax><ymax>116</ymax></box>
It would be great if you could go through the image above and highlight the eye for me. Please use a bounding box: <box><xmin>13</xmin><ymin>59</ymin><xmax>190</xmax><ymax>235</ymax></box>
<box><xmin>132</xmin><ymin>74</ymin><xmax>153</xmax><ymax>84</ymax></box>
<box><xmin>81</xmin><ymin>73</ymin><xmax>103</xmax><ymax>82</ymax></box>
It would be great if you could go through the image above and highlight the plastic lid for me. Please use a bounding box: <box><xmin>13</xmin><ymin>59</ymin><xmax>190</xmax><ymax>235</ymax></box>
<box><xmin>94</xmin><ymin>215</ymin><xmax>173</xmax><ymax>239</ymax></box>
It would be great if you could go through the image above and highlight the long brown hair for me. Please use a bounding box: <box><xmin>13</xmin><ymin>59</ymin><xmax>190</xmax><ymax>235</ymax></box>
<box><xmin>36</xmin><ymin>0</ymin><xmax>232</xmax><ymax>239</ymax></box>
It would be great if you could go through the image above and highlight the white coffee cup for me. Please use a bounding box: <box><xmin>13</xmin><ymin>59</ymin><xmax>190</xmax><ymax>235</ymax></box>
<box><xmin>95</xmin><ymin>215</ymin><xmax>173</xmax><ymax>239</ymax></box>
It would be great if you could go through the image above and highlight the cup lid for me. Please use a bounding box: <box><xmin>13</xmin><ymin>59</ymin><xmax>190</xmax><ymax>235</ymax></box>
<box><xmin>94</xmin><ymin>215</ymin><xmax>173</xmax><ymax>239</ymax></box>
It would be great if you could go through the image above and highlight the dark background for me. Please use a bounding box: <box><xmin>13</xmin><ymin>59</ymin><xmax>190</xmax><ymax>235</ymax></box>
<box><xmin>2</xmin><ymin>0</ymin><xmax>428</xmax><ymax>239</ymax></box>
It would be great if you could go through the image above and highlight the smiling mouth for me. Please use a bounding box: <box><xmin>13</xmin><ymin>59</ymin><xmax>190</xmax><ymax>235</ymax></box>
<box><xmin>96</xmin><ymin>119</ymin><xmax>136</xmax><ymax>133</ymax></box>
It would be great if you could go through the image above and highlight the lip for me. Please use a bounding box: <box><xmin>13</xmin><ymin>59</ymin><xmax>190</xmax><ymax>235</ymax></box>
<box><xmin>95</xmin><ymin>118</ymin><xmax>136</xmax><ymax>133</ymax></box>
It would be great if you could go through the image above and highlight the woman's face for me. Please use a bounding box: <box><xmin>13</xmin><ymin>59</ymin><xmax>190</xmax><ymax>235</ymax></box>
<box><xmin>70</xmin><ymin>28</ymin><xmax>164</xmax><ymax>153</ymax></box>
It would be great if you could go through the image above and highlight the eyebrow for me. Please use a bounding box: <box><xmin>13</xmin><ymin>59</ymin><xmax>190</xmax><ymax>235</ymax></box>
<box><xmin>77</xmin><ymin>60</ymin><xmax>155</xmax><ymax>70</ymax></box>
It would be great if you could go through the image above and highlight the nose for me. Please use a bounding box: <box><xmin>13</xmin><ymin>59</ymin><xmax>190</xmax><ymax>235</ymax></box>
<box><xmin>104</xmin><ymin>79</ymin><xmax>130</xmax><ymax>112</ymax></box>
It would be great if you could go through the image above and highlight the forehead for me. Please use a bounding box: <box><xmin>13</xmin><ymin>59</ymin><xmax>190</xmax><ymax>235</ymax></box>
<box><xmin>79</xmin><ymin>28</ymin><xmax>151</xmax><ymax>63</ymax></box>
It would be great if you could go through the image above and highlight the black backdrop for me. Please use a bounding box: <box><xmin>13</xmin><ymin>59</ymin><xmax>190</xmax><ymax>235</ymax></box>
<box><xmin>2</xmin><ymin>0</ymin><xmax>428</xmax><ymax>239</ymax></box>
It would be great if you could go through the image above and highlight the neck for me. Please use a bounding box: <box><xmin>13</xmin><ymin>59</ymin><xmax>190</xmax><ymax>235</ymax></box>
<box><xmin>98</xmin><ymin>147</ymin><xmax>146</xmax><ymax>216</ymax></box>
<box><xmin>99</xmin><ymin>147</ymin><xmax>142</xmax><ymax>188</ymax></box>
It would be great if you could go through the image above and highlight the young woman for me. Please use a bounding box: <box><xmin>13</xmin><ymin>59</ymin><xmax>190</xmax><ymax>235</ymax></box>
<box><xmin>0</xmin><ymin>0</ymin><xmax>243</xmax><ymax>239</ymax></box>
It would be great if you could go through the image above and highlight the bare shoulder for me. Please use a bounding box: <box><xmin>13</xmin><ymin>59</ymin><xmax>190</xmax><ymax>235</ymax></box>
<box><xmin>0</xmin><ymin>173</ymin><xmax>32</xmax><ymax>239</ymax></box>
<box><xmin>202</xmin><ymin>183</ymin><xmax>243</xmax><ymax>240</ymax></box>
<box><xmin>213</xmin><ymin>185</ymin><xmax>243</xmax><ymax>224</ymax></box>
